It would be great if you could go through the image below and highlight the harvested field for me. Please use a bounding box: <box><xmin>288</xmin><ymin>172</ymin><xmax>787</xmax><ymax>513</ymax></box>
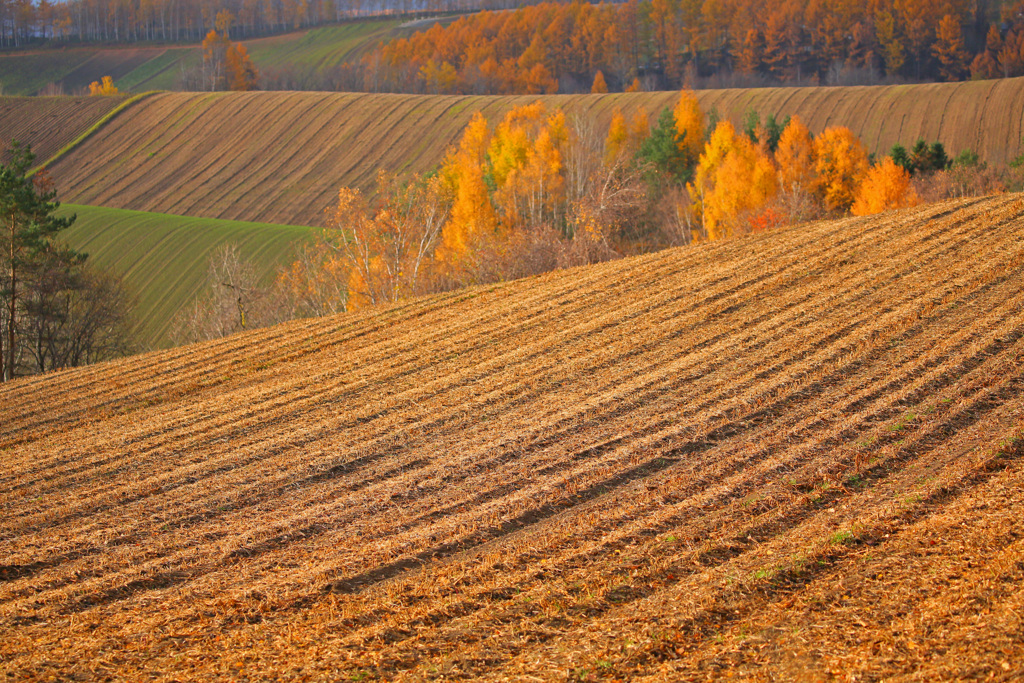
<box><xmin>0</xmin><ymin>95</ymin><xmax>127</xmax><ymax>165</ymax></box>
<box><xmin>2</xmin><ymin>194</ymin><xmax>1024</xmax><ymax>680</ymax></box>
<box><xmin>43</xmin><ymin>79</ymin><xmax>1024</xmax><ymax>226</ymax></box>
<box><xmin>59</xmin><ymin>204</ymin><xmax>312</xmax><ymax>349</ymax></box>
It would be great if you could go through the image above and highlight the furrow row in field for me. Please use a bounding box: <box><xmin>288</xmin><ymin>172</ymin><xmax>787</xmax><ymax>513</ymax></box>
<box><xmin>2</xmin><ymin>200</ymin><xmax>1015</xmax><ymax>638</ymax></box>
<box><xmin>2</xmin><ymin>195</ymin><xmax>1023</xmax><ymax>680</ymax></box>
<box><xmin>0</xmin><ymin>95</ymin><xmax>126</xmax><ymax>165</ymax></box>
<box><xmin>26</xmin><ymin>82</ymin><xmax>1024</xmax><ymax>226</ymax></box>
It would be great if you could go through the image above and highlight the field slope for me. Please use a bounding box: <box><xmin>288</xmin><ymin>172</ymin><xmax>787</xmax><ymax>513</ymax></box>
<box><xmin>2</xmin><ymin>195</ymin><xmax>1024</xmax><ymax>680</ymax></box>
<box><xmin>0</xmin><ymin>18</ymin><xmax>410</xmax><ymax>95</ymax></box>
<box><xmin>60</xmin><ymin>204</ymin><xmax>311</xmax><ymax>349</ymax></box>
<box><xmin>0</xmin><ymin>95</ymin><xmax>128</xmax><ymax>164</ymax></box>
<box><xmin>41</xmin><ymin>79</ymin><xmax>1024</xmax><ymax>226</ymax></box>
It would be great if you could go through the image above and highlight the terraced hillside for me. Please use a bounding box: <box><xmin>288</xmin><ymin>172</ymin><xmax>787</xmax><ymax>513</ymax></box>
<box><xmin>60</xmin><ymin>204</ymin><xmax>311</xmax><ymax>349</ymax></box>
<box><xmin>2</xmin><ymin>195</ymin><xmax>1024</xmax><ymax>680</ymax></box>
<box><xmin>43</xmin><ymin>79</ymin><xmax>1024</xmax><ymax>225</ymax></box>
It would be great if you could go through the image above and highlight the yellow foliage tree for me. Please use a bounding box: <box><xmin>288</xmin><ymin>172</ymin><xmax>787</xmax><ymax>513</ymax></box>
<box><xmin>775</xmin><ymin>115</ymin><xmax>814</xmax><ymax>194</ymax></box>
<box><xmin>673</xmin><ymin>88</ymin><xmax>704</xmax><ymax>166</ymax></box>
<box><xmin>605</xmin><ymin>108</ymin><xmax>629</xmax><ymax>164</ymax></box>
<box><xmin>327</xmin><ymin>171</ymin><xmax>450</xmax><ymax>310</ymax></box>
<box><xmin>439</xmin><ymin>111</ymin><xmax>497</xmax><ymax>263</ymax></box>
<box><xmin>591</xmin><ymin>70</ymin><xmax>608</xmax><ymax>93</ymax></box>
<box><xmin>489</xmin><ymin>103</ymin><xmax>567</xmax><ymax>230</ymax></box>
<box><xmin>851</xmin><ymin>157</ymin><xmax>921</xmax><ymax>216</ymax></box>
<box><xmin>88</xmin><ymin>76</ymin><xmax>119</xmax><ymax>96</ymax></box>
<box><xmin>812</xmin><ymin>126</ymin><xmax>870</xmax><ymax>212</ymax></box>
<box><xmin>629</xmin><ymin>107</ymin><xmax>650</xmax><ymax>142</ymax></box>
<box><xmin>689</xmin><ymin>121</ymin><xmax>778</xmax><ymax>241</ymax></box>
<box><xmin>603</xmin><ymin>107</ymin><xmax>649</xmax><ymax>166</ymax></box>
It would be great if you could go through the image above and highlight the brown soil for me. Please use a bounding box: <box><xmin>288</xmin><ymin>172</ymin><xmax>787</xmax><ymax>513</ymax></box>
<box><xmin>2</xmin><ymin>194</ymin><xmax>1023</xmax><ymax>681</ymax></box>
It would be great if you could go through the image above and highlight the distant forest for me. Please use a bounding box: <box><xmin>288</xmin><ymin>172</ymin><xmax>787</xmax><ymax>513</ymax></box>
<box><xmin>3</xmin><ymin>0</ymin><xmax>1024</xmax><ymax>91</ymax></box>
<box><xmin>0</xmin><ymin>0</ymin><xmax>519</xmax><ymax>44</ymax></box>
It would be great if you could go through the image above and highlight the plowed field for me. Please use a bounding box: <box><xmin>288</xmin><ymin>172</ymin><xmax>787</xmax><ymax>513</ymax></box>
<box><xmin>2</xmin><ymin>195</ymin><xmax>1023</xmax><ymax>680</ymax></box>
<box><xmin>0</xmin><ymin>95</ymin><xmax>126</xmax><ymax>165</ymax></box>
<box><xmin>43</xmin><ymin>79</ymin><xmax>1024</xmax><ymax>226</ymax></box>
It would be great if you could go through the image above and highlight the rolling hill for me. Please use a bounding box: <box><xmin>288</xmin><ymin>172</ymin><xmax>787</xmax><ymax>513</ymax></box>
<box><xmin>0</xmin><ymin>18</ymin><xmax>418</xmax><ymax>95</ymax></box>
<box><xmin>2</xmin><ymin>194</ymin><xmax>1023</xmax><ymax>680</ymax></box>
<box><xmin>35</xmin><ymin>78</ymin><xmax>1024</xmax><ymax>226</ymax></box>
<box><xmin>0</xmin><ymin>94</ymin><xmax>128</xmax><ymax>164</ymax></box>
<box><xmin>59</xmin><ymin>204</ymin><xmax>312</xmax><ymax>349</ymax></box>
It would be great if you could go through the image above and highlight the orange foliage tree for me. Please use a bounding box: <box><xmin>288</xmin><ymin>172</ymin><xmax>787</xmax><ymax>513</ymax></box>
<box><xmin>775</xmin><ymin>115</ymin><xmax>815</xmax><ymax>195</ymax></box>
<box><xmin>226</xmin><ymin>43</ymin><xmax>259</xmax><ymax>91</ymax></box>
<box><xmin>439</xmin><ymin>111</ymin><xmax>497</xmax><ymax>265</ymax></box>
<box><xmin>200</xmin><ymin>11</ymin><xmax>258</xmax><ymax>91</ymax></box>
<box><xmin>933</xmin><ymin>14</ymin><xmax>969</xmax><ymax>81</ymax></box>
<box><xmin>673</xmin><ymin>89</ymin><xmax>704</xmax><ymax>168</ymax></box>
<box><xmin>851</xmin><ymin>157</ymin><xmax>921</xmax><ymax>216</ymax></box>
<box><xmin>689</xmin><ymin>121</ymin><xmax>778</xmax><ymax>241</ymax></box>
<box><xmin>812</xmin><ymin>126</ymin><xmax>870</xmax><ymax>212</ymax></box>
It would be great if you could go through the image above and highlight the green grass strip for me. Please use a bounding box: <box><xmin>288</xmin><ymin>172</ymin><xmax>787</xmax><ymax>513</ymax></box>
<box><xmin>31</xmin><ymin>90</ymin><xmax>161</xmax><ymax>175</ymax></box>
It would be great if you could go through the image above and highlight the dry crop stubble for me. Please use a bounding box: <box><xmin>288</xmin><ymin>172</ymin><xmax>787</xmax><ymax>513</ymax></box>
<box><xmin>2</xmin><ymin>195</ymin><xmax>1024</xmax><ymax>680</ymax></box>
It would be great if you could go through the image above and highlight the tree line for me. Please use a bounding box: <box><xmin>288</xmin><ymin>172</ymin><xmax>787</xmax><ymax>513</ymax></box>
<box><xmin>6</xmin><ymin>1</ymin><xmax>1024</xmax><ymax>90</ymax></box>
<box><xmin>1</xmin><ymin>143</ymin><xmax>134</xmax><ymax>382</ymax></box>
<box><xmin>174</xmin><ymin>92</ymin><xmax>1024</xmax><ymax>343</ymax></box>
<box><xmin>0</xmin><ymin>0</ymin><xmax>537</xmax><ymax>47</ymax></box>
<box><xmin>306</xmin><ymin>0</ymin><xmax>1024</xmax><ymax>94</ymax></box>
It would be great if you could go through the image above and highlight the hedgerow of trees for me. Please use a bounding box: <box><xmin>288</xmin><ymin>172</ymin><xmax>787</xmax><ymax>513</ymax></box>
<box><xmin>174</xmin><ymin>92</ymin><xmax>1024</xmax><ymax>342</ymax></box>
<box><xmin>1</xmin><ymin>143</ymin><xmax>135</xmax><ymax>380</ymax></box>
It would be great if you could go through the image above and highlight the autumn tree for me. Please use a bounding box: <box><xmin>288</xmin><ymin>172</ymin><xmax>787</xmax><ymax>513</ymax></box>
<box><xmin>998</xmin><ymin>29</ymin><xmax>1024</xmax><ymax>77</ymax></box>
<box><xmin>735</xmin><ymin>28</ymin><xmax>764</xmax><ymax>74</ymax></box>
<box><xmin>673</xmin><ymin>89</ymin><xmax>704</xmax><ymax>169</ymax></box>
<box><xmin>851</xmin><ymin>157</ymin><xmax>921</xmax><ymax>216</ymax></box>
<box><xmin>487</xmin><ymin>103</ymin><xmax>568</xmax><ymax>232</ymax></box>
<box><xmin>875</xmin><ymin>10</ymin><xmax>906</xmax><ymax>76</ymax></box>
<box><xmin>933</xmin><ymin>14</ymin><xmax>969</xmax><ymax>81</ymax></box>
<box><xmin>275</xmin><ymin>239</ymin><xmax>350</xmax><ymax>319</ymax></box>
<box><xmin>970</xmin><ymin>24</ymin><xmax>1002</xmax><ymax>79</ymax></box>
<box><xmin>199</xmin><ymin>11</ymin><xmax>258</xmax><ymax>91</ymax></box>
<box><xmin>226</xmin><ymin>42</ymin><xmax>260</xmax><ymax>91</ymax></box>
<box><xmin>328</xmin><ymin>172</ymin><xmax>450</xmax><ymax>309</ymax></box>
<box><xmin>591</xmin><ymin>70</ymin><xmax>608</xmax><ymax>93</ymax></box>
<box><xmin>439</xmin><ymin>111</ymin><xmax>497</xmax><ymax>267</ymax></box>
<box><xmin>689</xmin><ymin>121</ymin><xmax>778</xmax><ymax>241</ymax></box>
<box><xmin>812</xmin><ymin>126</ymin><xmax>870</xmax><ymax>212</ymax></box>
<box><xmin>563</xmin><ymin>111</ymin><xmax>645</xmax><ymax>254</ymax></box>
<box><xmin>88</xmin><ymin>75</ymin><xmax>119</xmax><ymax>95</ymax></box>
<box><xmin>773</xmin><ymin>114</ymin><xmax>817</xmax><ymax>221</ymax></box>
